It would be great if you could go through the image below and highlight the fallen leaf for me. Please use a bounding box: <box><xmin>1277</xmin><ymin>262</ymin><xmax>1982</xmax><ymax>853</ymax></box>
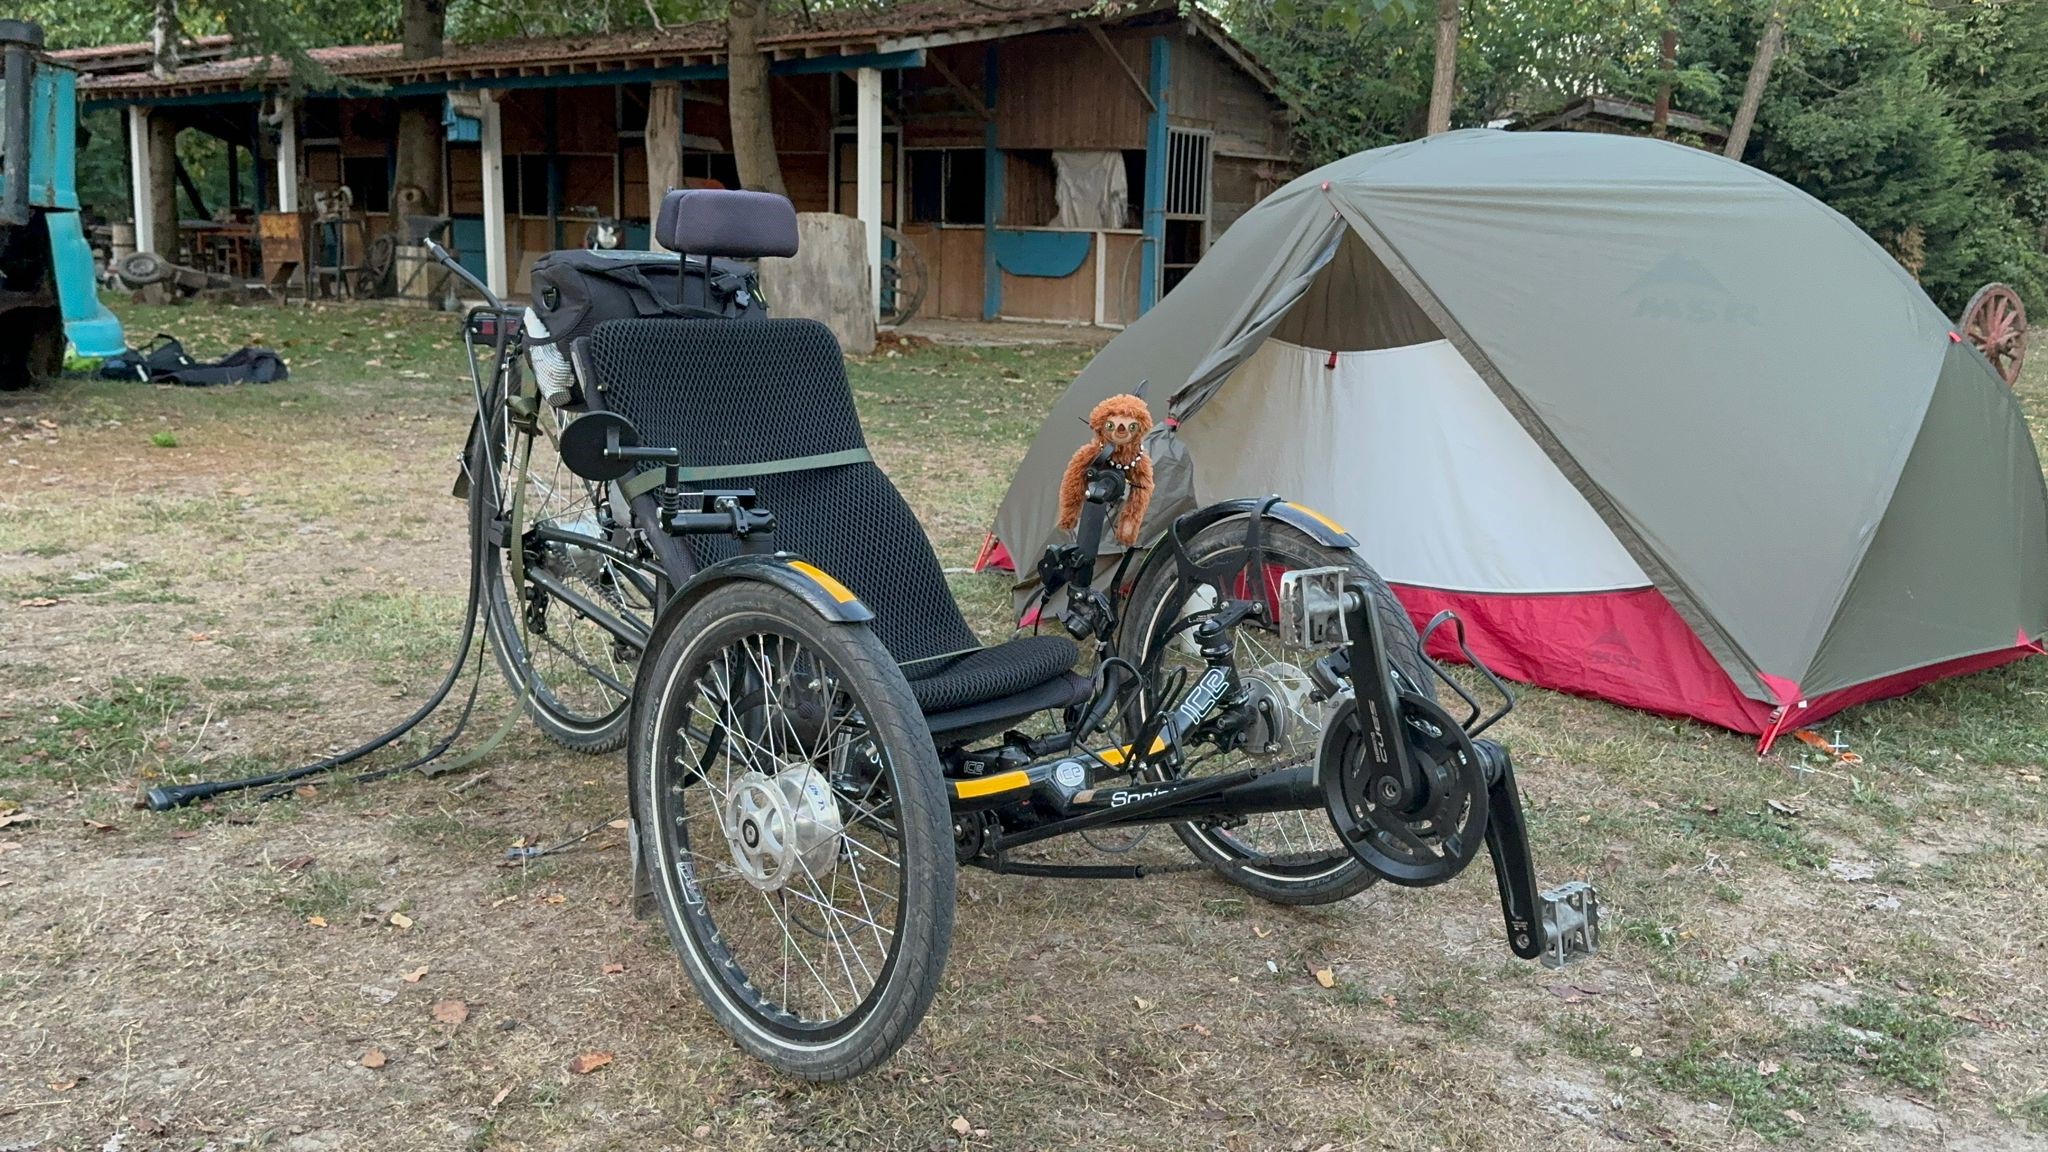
<box><xmin>1766</xmin><ymin>798</ymin><xmax>1804</xmax><ymax>818</ymax></box>
<box><xmin>279</xmin><ymin>854</ymin><xmax>316</xmax><ymax>872</ymax></box>
<box><xmin>566</xmin><ymin>1051</ymin><xmax>613</xmax><ymax>1075</ymax></box>
<box><xmin>1547</xmin><ymin>984</ymin><xmax>1604</xmax><ymax>1003</ymax></box>
<box><xmin>1314</xmin><ymin>967</ymin><xmax>1336</xmax><ymax>989</ymax></box>
<box><xmin>1023</xmin><ymin>1014</ymin><xmax>1048</xmax><ymax>1025</ymax></box>
<box><xmin>691</xmin><ymin>1124</ymin><xmax>712</xmax><ymax>1139</ymax></box>
<box><xmin>402</xmin><ymin>965</ymin><xmax>429</xmax><ymax>983</ymax></box>
<box><xmin>1188</xmin><ymin>1022</ymin><xmax>1213</xmax><ymax>1038</ymax></box>
<box><xmin>543</xmin><ymin>893</ymin><xmax>567</xmax><ymax>905</ymax></box>
<box><xmin>187</xmin><ymin>632</ymin><xmax>212</xmax><ymax>643</ymax></box>
<box><xmin>360</xmin><ymin>1048</ymin><xmax>387</xmax><ymax>1069</ymax></box>
<box><xmin>48</xmin><ymin>1077</ymin><xmax>77</xmax><ymax>1092</ymax></box>
<box><xmin>431</xmin><ymin>999</ymin><xmax>469</xmax><ymax>1026</ymax></box>
<box><xmin>82</xmin><ymin>818</ymin><xmax>116</xmax><ymax>833</ymax></box>
<box><xmin>389</xmin><ymin>912</ymin><xmax>413</xmax><ymax>929</ymax></box>
<box><xmin>17</xmin><ymin>597</ymin><xmax>61</xmax><ymax>608</ymax></box>
<box><xmin>306</xmin><ymin>915</ymin><xmax>328</xmax><ymax>928</ymax></box>
<box><xmin>1132</xmin><ymin>996</ymin><xmax>1153</xmax><ymax>1011</ymax></box>
<box><xmin>949</xmin><ymin>1117</ymin><xmax>971</xmax><ymax>1136</ymax></box>
<box><xmin>601</xmin><ymin>962</ymin><xmax>625</xmax><ymax>975</ymax></box>
<box><xmin>1781</xmin><ymin>1108</ymin><xmax>1806</xmax><ymax>1125</ymax></box>
<box><xmin>1960</xmin><ymin>1060</ymin><xmax>1982</xmax><ymax>1075</ymax></box>
<box><xmin>489</xmin><ymin>1083</ymin><xmax>513</xmax><ymax>1109</ymax></box>
<box><xmin>606</xmin><ymin>818</ymin><xmax>630</xmax><ymax>829</ymax></box>
<box><xmin>293</xmin><ymin>784</ymin><xmax>318</xmax><ymax>800</ymax></box>
<box><xmin>0</xmin><ymin>810</ymin><xmax>36</xmax><ymax>829</ymax></box>
<box><xmin>1758</xmin><ymin>1060</ymin><xmax>1781</xmax><ymax>1077</ymax></box>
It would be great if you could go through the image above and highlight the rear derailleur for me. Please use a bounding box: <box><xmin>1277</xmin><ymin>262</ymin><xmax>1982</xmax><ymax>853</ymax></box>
<box><xmin>1284</xmin><ymin>567</ymin><xmax>1601</xmax><ymax>968</ymax></box>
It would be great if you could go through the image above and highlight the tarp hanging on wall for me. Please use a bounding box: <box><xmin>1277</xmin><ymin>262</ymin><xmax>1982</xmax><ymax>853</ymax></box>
<box><xmin>1050</xmin><ymin>150</ymin><xmax>1129</xmax><ymax>231</ymax></box>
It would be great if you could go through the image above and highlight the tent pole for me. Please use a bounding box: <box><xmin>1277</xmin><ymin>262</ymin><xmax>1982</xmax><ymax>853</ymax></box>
<box><xmin>981</xmin><ymin>44</ymin><xmax>1002</xmax><ymax>321</ymax></box>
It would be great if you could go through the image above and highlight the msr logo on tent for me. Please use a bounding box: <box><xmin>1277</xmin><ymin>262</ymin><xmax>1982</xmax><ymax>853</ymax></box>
<box><xmin>1589</xmin><ymin>626</ymin><xmax>1641</xmax><ymax>670</ymax></box>
<box><xmin>1628</xmin><ymin>253</ymin><xmax>1761</xmax><ymax>328</ymax></box>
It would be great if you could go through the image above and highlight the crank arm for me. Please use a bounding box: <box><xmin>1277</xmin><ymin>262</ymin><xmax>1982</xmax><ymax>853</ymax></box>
<box><xmin>1476</xmin><ymin>739</ymin><xmax>1600</xmax><ymax>967</ymax></box>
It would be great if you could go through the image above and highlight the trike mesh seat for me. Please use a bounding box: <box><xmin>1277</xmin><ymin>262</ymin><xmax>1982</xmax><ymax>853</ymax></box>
<box><xmin>584</xmin><ymin>316</ymin><xmax>1084</xmax><ymax>727</ymax></box>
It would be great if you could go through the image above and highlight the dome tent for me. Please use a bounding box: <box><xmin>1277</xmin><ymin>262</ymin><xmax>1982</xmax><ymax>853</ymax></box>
<box><xmin>985</xmin><ymin>130</ymin><xmax>2048</xmax><ymax>748</ymax></box>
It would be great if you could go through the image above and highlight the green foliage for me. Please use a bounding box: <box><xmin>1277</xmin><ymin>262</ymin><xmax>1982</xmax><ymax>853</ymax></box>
<box><xmin>1231</xmin><ymin>0</ymin><xmax>2045</xmax><ymax>315</ymax></box>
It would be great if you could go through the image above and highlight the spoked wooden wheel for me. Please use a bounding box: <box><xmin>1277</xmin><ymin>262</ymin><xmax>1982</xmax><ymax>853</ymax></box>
<box><xmin>879</xmin><ymin>225</ymin><xmax>928</xmax><ymax>327</ymax></box>
<box><xmin>630</xmin><ymin>583</ymin><xmax>954</xmax><ymax>1080</ymax></box>
<box><xmin>1962</xmin><ymin>282</ymin><xmax>2027</xmax><ymax>387</ymax></box>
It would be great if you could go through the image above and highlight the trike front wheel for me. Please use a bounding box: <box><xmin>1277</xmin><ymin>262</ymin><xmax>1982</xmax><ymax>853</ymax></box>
<box><xmin>630</xmin><ymin>582</ymin><xmax>955</xmax><ymax>1081</ymax></box>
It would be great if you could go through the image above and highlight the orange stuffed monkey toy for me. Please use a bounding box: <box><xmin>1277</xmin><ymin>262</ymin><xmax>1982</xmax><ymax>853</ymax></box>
<box><xmin>1057</xmin><ymin>394</ymin><xmax>1154</xmax><ymax>547</ymax></box>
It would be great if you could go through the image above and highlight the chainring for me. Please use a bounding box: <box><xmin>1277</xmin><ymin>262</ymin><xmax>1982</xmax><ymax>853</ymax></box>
<box><xmin>1317</xmin><ymin>690</ymin><xmax>1489</xmax><ymax>887</ymax></box>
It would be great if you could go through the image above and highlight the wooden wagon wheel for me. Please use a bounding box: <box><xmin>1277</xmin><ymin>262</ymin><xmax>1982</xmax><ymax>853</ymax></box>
<box><xmin>879</xmin><ymin>224</ymin><xmax>929</xmax><ymax>327</ymax></box>
<box><xmin>1961</xmin><ymin>282</ymin><xmax>2027</xmax><ymax>387</ymax></box>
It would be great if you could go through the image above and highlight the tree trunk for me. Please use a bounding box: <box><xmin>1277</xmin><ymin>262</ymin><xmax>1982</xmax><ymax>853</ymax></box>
<box><xmin>1652</xmin><ymin>16</ymin><xmax>1677</xmax><ymax>137</ymax></box>
<box><xmin>646</xmin><ymin>81</ymin><xmax>683</xmax><ymax>248</ymax></box>
<box><xmin>726</xmin><ymin>0</ymin><xmax>787</xmax><ymax>196</ymax></box>
<box><xmin>1425</xmin><ymin>0</ymin><xmax>1459</xmax><ymax>136</ymax></box>
<box><xmin>148</xmin><ymin>110</ymin><xmax>180</xmax><ymax>258</ymax></box>
<box><xmin>150</xmin><ymin>0</ymin><xmax>180</xmax><ymax>77</ymax></box>
<box><xmin>394</xmin><ymin>0</ymin><xmax>448</xmax><ymax>220</ymax></box>
<box><xmin>1723</xmin><ymin>11</ymin><xmax>1784</xmax><ymax>160</ymax></box>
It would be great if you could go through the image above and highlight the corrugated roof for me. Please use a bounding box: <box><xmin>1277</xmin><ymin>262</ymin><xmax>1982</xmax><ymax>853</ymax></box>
<box><xmin>70</xmin><ymin>0</ymin><xmax>1214</xmax><ymax>100</ymax></box>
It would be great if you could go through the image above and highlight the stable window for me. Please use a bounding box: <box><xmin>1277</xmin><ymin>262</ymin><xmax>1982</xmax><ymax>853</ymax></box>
<box><xmin>341</xmin><ymin>156</ymin><xmax>391</xmax><ymax>213</ymax></box>
<box><xmin>683</xmin><ymin>152</ymin><xmax>740</xmax><ymax>190</ymax></box>
<box><xmin>907</xmin><ymin>148</ymin><xmax>986</xmax><ymax>225</ymax></box>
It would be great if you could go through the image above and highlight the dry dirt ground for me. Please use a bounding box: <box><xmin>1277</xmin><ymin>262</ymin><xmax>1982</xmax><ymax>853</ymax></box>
<box><xmin>1</xmin><ymin>299</ymin><xmax>2044</xmax><ymax>1152</ymax></box>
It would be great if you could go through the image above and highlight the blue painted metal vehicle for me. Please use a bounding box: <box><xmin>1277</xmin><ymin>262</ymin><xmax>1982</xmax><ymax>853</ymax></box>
<box><xmin>1</xmin><ymin>19</ymin><xmax>123</xmax><ymax>388</ymax></box>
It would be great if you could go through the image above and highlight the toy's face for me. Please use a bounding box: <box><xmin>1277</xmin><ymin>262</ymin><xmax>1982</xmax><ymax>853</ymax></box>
<box><xmin>1100</xmin><ymin>415</ymin><xmax>1144</xmax><ymax>446</ymax></box>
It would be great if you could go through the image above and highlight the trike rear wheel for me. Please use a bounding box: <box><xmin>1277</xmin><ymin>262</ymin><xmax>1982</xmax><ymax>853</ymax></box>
<box><xmin>1119</xmin><ymin>519</ymin><xmax>1430</xmax><ymax>905</ymax></box>
<box><xmin>630</xmin><ymin>582</ymin><xmax>955</xmax><ymax>1081</ymax></box>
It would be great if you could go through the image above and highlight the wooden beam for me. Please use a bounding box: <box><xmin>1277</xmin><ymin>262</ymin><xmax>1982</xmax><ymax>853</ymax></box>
<box><xmin>1086</xmin><ymin>24</ymin><xmax>1154</xmax><ymax>111</ymax></box>
<box><xmin>926</xmin><ymin>53</ymin><xmax>991</xmax><ymax>123</ymax></box>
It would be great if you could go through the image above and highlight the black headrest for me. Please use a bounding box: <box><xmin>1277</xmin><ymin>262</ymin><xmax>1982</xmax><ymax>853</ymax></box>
<box><xmin>654</xmin><ymin>189</ymin><xmax>799</xmax><ymax>258</ymax></box>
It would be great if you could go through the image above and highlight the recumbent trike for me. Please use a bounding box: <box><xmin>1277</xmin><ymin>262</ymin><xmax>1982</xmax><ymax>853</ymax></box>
<box><xmin>433</xmin><ymin>189</ymin><xmax>1598</xmax><ymax>1081</ymax></box>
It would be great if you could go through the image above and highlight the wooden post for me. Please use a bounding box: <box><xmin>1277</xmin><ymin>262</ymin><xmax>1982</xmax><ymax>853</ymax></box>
<box><xmin>981</xmin><ymin>44</ymin><xmax>1002</xmax><ymax>321</ymax></box>
<box><xmin>646</xmin><ymin>81</ymin><xmax>682</xmax><ymax>251</ymax></box>
<box><xmin>275</xmin><ymin>97</ymin><xmax>300</xmax><ymax>212</ymax></box>
<box><xmin>1140</xmin><ymin>37</ymin><xmax>1169</xmax><ymax>314</ymax></box>
<box><xmin>856</xmin><ymin>66</ymin><xmax>883</xmax><ymax>318</ymax></box>
<box><xmin>478</xmin><ymin>88</ymin><xmax>508</xmax><ymax>298</ymax></box>
<box><xmin>127</xmin><ymin>105</ymin><xmax>156</xmax><ymax>254</ymax></box>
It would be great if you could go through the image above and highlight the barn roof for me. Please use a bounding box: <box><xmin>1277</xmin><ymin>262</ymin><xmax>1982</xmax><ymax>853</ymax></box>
<box><xmin>62</xmin><ymin>0</ymin><xmax>1282</xmax><ymax>106</ymax></box>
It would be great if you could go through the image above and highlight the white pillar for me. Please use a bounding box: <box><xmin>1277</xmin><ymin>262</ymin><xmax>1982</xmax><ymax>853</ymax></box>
<box><xmin>478</xmin><ymin>88</ymin><xmax>509</xmax><ymax>299</ymax></box>
<box><xmin>274</xmin><ymin>97</ymin><xmax>299</xmax><ymax>213</ymax></box>
<box><xmin>855</xmin><ymin>66</ymin><xmax>883</xmax><ymax>318</ymax></box>
<box><xmin>127</xmin><ymin>106</ymin><xmax>156</xmax><ymax>254</ymax></box>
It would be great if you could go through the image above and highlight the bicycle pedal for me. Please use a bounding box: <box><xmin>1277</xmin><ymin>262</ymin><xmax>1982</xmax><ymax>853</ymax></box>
<box><xmin>1539</xmin><ymin>881</ymin><xmax>1599</xmax><ymax>968</ymax></box>
<box><xmin>1277</xmin><ymin>565</ymin><xmax>1351</xmax><ymax>649</ymax></box>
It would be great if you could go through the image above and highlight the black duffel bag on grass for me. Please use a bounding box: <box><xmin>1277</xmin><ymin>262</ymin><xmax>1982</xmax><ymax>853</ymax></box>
<box><xmin>99</xmin><ymin>334</ymin><xmax>289</xmax><ymax>386</ymax></box>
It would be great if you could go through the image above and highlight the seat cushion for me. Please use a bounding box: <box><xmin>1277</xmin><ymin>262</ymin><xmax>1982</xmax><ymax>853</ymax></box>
<box><xmin>902</xmin><ymin>635</ymin><xmax>1081</xmax><ymax>714</ymax></box>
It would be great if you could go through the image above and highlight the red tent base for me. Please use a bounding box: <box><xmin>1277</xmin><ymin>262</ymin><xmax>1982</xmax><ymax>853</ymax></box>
<box><xmin>1392</xmin><ymin>584</ymin><xmax>2042</xmax><ymax>752</ymax></box>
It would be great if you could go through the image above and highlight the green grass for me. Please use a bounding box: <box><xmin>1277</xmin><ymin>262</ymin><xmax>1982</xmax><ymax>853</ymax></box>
<box><xmin>0</xmin><ymin>675</ymin><xmax>193</xmax><ymax>787</ymax></box>
<box><xmin>1802</xmin><ymin>995</ymin><xmax>1961</xmax><ymax>1093</ymax></box>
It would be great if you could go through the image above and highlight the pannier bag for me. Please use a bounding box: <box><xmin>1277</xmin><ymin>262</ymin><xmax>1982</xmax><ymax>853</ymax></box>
<box><xmin>99</xmin><ymin>334</ymin><xmax>289</xmax><ymax>386</ymax></box>
<box><xmin>525</xmin><ymin>249</ymin><xmax>767</xmax><ymax>349</ymax></box>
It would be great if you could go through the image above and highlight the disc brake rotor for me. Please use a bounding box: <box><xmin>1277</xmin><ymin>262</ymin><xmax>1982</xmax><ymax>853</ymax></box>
<box><xmin>1318</xmin><ymin>692</ymin><xmax>1488</xmax><ymax>887</ymax></box>
<box><xmin>721</xmin><ymin>767</ymin><xmax>844</xmax><ymax>891</ymax></box>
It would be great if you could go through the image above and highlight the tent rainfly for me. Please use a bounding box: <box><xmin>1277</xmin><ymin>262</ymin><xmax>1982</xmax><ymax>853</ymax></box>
<box><xmin>984</xmin><ymin>130</ymin><xmax>2048</xmax><ymax>749</ymax></box>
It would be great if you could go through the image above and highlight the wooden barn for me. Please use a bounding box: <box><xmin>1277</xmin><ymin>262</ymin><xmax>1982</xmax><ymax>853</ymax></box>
<box><xmin>67</xmin><ymin>0</ymin><xmax>1299</xmax><ymax>326</ymax></box>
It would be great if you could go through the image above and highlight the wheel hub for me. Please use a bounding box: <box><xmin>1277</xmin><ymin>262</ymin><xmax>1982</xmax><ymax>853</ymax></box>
<box><xmin>1238</xmin><ymin>661</ymin><xmax>1323</xmax><ymax>753</ymax></box>
<box><xmin>721</xmin><ymin>768</ymin><xmax>844</xmax><ymax>892</ymax></box>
